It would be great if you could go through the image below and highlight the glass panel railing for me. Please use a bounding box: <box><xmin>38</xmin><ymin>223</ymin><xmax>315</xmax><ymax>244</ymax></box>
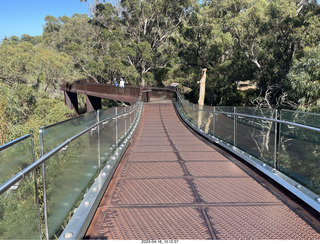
<box><xmin>44</xmin><ymin>126</ymin><xmax>99</xmax><ymax>239</ymax></box>
<box><xmin>42</xmin><ymin>103</ymin><xmax>142</xmax><ymax>239</ymax></box>
<box><xmin>236</xmin><ymin>107</ymin><xmax>277</xmax><ymax>166</ymax></box>
<box><xmin>176</xmin><ymin>95</ymin><xmax>320</xmax><ymax>213</ymax></box>
<box><xmin>214</xmin><ymin>106</ymin><xmax>234</xmax><ymax>145</ymax></box>
<box><xmin>100</xmin><ymin>118</ymin><xmax>117</xmax><ymax>168</ymax></box>
<box><xmin>279</xmin><ymin>110</ymin><xmax>320</xmax><ymax>195</ymax></box>
<box><xmin>0</xmin><ymin>172</ymin><xmax>40</xmax><ymax>239</ymax></box>
<box><xmin>0</xmin><ymin>99</ymin><xmax>142</xmax><ymax>240</ymax></box>
<box><xmin>99</xmin><ymin>107</ymin><xmax>116</xmax><ymax>121</ymax></box>
<box><xmin>237</xmin><ymin>107</ymin><xmax>276</xmax><ymax>119</ymax></box>
<box><xmin>0</xmin><ymin>135</ymin><xmax>40</xmax><ymax>240</ymax></box>
<box><xmin>199</xmin><ymin>108</ymin><xmax>213</xmax><ymax>133</ymax></box>
<box><xmin>0</xmin><ymin>135</ymin><xmax>34</xmax><ymax>185</ymax></box>
<box><xmin>41</xmin><ymin>111</ymin><xmax>97</xmax><ymax>154</ymax></box>
<box><xmin>236</xmin><ymin>116</ymin><xmax>276</xmax><ymax>166</ymax></box>
<box><xmin>179</xmin><ymin>98</ymin><xmax>196</xmax><ymax>126</ymax></box>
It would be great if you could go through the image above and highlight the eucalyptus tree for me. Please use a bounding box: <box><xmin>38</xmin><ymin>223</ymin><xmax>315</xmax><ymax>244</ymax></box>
<box><xmin>0</xmin><ymin>41</ymin><xmax>35</xmax><ymax>84</ymax></box>
<box><xmin>287</xmin><ymin>45</ymin><xmax>320</xmax><ymax>112</ymax></box>
<box><xmin>89</xmin><ymin>2</ymin><xmax>140</xmax><ymax>84</ymax></box>
<box><xmin>221</xmin><ymin>0</ymin><xmax>320</xmax><ymax>107</ymax></box>
<box><xmin>43</xmin><ymin>14</ymin><xmax>99</xmax><ymax>82</ymax></box>
<box><xmin>176</xmin><ymin>1</ymin><xmax>252</xmax><ymax>105</ymax></box>
<box><xmin>117</xmin><ymin>0</ymin><xmax>198</xmax><ymax>86</ymax></box>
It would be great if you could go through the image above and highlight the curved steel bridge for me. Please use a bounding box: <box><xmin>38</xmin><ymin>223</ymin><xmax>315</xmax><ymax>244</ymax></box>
<box><xmin>1</xmin><ymin>81</ymin><xmax>320</xmax><ymax>240</ymax></box>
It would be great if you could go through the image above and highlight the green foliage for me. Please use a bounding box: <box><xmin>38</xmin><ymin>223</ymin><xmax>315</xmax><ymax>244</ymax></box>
<box><xmin>2</xmin><ymin>0</ymin><xmax>320</xmax><ymax>109</ymax></box>
<box><xmin>1</xmin><ymin>0</ymin><xmax>320</xmax><ymax>135</ymax></box>
<box><xmin>0</xmin><ymin>175</ymin><xmax>40</xmax><ymax>240</ymax></box>
<box><xmin>0</xmin><ymin>83</ymin><xmax>73</xmax><ymax>147</ymax></box>
<box><xmin>287</xmin><ymin>45</ymin><xmax>320</xmax><ymax>112</ymax></box>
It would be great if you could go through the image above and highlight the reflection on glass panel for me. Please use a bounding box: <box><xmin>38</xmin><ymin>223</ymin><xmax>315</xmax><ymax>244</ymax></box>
<box><xmin>0</xmin><ymin>137</ymin><xmax>33</xmax><ymax>185</ymax></box>
<box><xmin>214</xmin><ymin>107</ymin><xmax>234</xmax><ymax>145</ymax></box>
<box><xmin>237</xmin><ymin>107</ymin><xmax>276</xmax><ymax>119</ymax></box>
<box><xmin>279</xmin><ymin>110</ymin><xmax>320</xmax><ymax>194</ymax></box>
<box><xmin>236</xmin><ymin>117</ymin><xmax>275</xmax><ymax>165</ymax></box>
<box><xmin>45</xmin><ymin>129</ymin><xmax>99</xmax><ymax>239</ymax></box>
<box><xmin>99</xmin><ymin>107</ymin><xmax>116</xmax><ymax>121</ymax></box>
<box><xmin>199</xmin><ymin>109</ymin><xmax>213</xmax><ymax>134</ymax></box>
<box><xmin>42</xmin><ymin>111</ymin><xmax>96</xmax><ymax>154</ymax></box>
<box><xmin>236</xmin><ymin>107</ymin><xmax>276</xmax><ymax>166</ymax></box>
<box><xmin>0</xmin><ymin>173</ymin><xmax>39</xmax><ymax>239</ymax></box>
<box><xmin>100</xmin><ymin>119</ymin><xmax>116</xmax><ymax>168</ymax></box>
<box><xmin>117</xmin><ymin>113</ymin><xmax>128</xmax><ymax>143</ymax></box>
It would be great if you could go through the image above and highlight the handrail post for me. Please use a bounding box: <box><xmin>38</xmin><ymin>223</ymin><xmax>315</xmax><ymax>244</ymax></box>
<box><xmin>129</xmin><ymin>106</ymin><xmax>132</xmax><ymax>125</ymax></box>
<box><xmin>274</xmin><ymin>109</ymin><xmax>279</xmax><ymax>169</ymax></box>
<box><xmin>39</xmin><ymin>129</ymin><xmax>49</xmax><ymax>240</ymax></box>
<box><xmin>115</xmin><ymin>107</ymin><xmax>118</xmax><ymax>148</ymax></box>
<box><xmin>97</xmin><ymin>110</ymin><xmax>101</xmax><ymax>172</ymax></box>
<box><xmin>234</xmin><ymin>107</ymin><xmax>237</xmax><ymax>147</ymax></box>
<box><xmin>213</xmin><ymin>107</ymin><xmax>216</xmax><ymax>136</ymax></box>
<box><xmin>124</xmin><ymin>107</ymin><xmax>127</xmax><ymax>134</ymax></box>
<box><xmin>31</xmin><ymin>136</ymin><xmax>42</xmax><ymax>240</ymax></box>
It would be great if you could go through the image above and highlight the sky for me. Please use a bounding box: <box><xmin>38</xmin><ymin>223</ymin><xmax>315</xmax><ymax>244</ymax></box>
<box><xmin>0</xmin><ymin>0</ymin><xmax>95</xmax><ymax>41</ymax></box>
<box><xmin>1</xmin><ymin>0</ymin><xmax>319</xmax><ymax>41</ymax></box>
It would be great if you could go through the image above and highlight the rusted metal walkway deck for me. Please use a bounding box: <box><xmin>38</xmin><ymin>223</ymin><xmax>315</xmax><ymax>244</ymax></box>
<box><xmin>85</xmin><ymin>103</ymin><xmax>320</xmax><ymax>240</ymax></box>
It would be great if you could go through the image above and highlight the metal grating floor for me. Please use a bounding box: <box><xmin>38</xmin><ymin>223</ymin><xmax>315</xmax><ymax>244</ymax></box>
<box><xmin>84</xmin><ymin>103</ymin><xmax>320</xmax><ymax>240</ymax></box>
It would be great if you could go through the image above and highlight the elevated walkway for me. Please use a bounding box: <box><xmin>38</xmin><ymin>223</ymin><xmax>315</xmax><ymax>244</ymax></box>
<box><xmin>2</xmin><ymin>86</ymin><xmax>320</xmax><ymax>240</ymax></box>
<box><xmin>84</xmin><ymin>103</ymin><xmax>320</xmax><ymax>240</ymax></box>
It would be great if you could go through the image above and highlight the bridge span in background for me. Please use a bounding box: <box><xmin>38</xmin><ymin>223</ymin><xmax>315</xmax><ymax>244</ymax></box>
<box><xmin>61</xmin><ymin>79</ymin><xmax>176</xmax><ymax>114</ymax></box>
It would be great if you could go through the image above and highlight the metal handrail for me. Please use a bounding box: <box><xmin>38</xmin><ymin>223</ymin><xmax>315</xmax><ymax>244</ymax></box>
<box><xmin>177</xmin><ymin>93</ymin><xmax>320</xmax><ymax>133</ymax></box>
<box><xmin>175</xmin><ymin>93</ymin><xmax>320</xmax><ymax>214</ymax></box>
<box><xmin>0</xmin><ymin>134</ymin><xmax>31</xmax><ymax>151</ymax></box>
<box><xmin>0</xmin><ymin>102</ymin><xmax>141</xmax><ymax>196</ymax></box>
<box><xmin>0</xmin><ymin>122</ymin><xmax>96</xmax><ymax>195</ymax></box>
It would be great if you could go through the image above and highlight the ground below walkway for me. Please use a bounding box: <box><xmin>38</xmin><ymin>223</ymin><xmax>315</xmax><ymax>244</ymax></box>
<box><xmin>85</xmin><ymin>103</ymin><xmax>320</xmax><ymax>240</ymax></box>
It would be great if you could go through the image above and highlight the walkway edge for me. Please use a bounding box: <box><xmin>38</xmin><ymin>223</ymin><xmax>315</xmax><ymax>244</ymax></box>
<box><xmin>59</xmin><ymin>104</ymin><xmax>143</xmax><ymax>240</ymax></box>
<box><xmin>174</xmin><ymin>101</ymin><xmax>320</xmax><ymax>214</ymax></box>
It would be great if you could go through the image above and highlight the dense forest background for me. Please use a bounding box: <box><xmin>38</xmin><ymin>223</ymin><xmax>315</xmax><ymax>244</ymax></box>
<box><xmin>1</xmin><ymin>0</ymin><xmax>320</xmax><ymax>145</ymax></box>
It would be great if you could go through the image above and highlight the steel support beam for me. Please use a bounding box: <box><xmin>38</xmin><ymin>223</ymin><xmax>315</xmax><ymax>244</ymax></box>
<box><xmin>86</xmin><ymin>95</ymin><xmax>102</xmax><ymax>112</ymax></box>
<box><xmin>64</xmin><ymin>91</ymin><xmax>79</xmax><ymax>115</ymax></box>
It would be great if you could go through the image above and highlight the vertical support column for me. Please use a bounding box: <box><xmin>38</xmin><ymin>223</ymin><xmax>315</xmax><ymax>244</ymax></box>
<box><xmin>64</xmin><ymin>91</ymin><xmax>79</xmax><ymax>115</ymax></box>
<box><xmin>39</xmin><ymin>129</ymin><xmax>49</xmax><ymax>240</ymax></box>
<box><xmin>86</xmin><ymin>95</ymin><xmax>102</xmax><ymax>113</ymax></box>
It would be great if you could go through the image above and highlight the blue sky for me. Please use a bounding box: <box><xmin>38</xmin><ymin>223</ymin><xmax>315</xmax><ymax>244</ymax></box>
<box><xmin>1</xmin><ymin>0</ymin><xmax>319</xmax><ymax>41</ymax></box>
<box><xmin>0</xmin><ymin>0</ymin><xmax>95</xmax><ymax>40</ymax></box>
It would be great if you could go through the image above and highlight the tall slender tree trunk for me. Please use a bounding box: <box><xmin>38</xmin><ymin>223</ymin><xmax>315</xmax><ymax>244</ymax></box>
<box><xmin>141</xmin><ymin>61</ymin><xmax>146</xmax><ymax>87</ymax></box>
<box><xmin>197</xmin><ymin>68</ymin><xmax>207</xmax><ymax>128</ymax></box>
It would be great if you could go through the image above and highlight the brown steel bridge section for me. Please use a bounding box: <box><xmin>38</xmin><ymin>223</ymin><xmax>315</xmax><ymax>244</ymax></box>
<box><xmin>61</xmin><ymin>80</ymin><xmax>176</xmax><ymax>114</ymax></box>
<box><xmin>84</xmin><ymin>103</ymin><xmax>320</xmax><ymax>240</ymax></box>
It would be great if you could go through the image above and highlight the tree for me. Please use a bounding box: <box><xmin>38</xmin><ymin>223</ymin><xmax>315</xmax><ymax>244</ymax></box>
<box><xmin>287</xmin><ymin>45</ymin><xmax>320</xmax><ymax>112</ymax></box>
<box><xmin>118</xmin><ymin>0</ymin><xmax>198</xmax><ymax>86</ymax></box>
<box><xmin>0</xmin><ymin>42</ymin><xmax>35</xmax><ymax>84</ymax></box>
<box><xmin>90</xmin><ymin>2</ymin><xmax>140</xmax><ymax>84</ymax></box>
<box><xmin>176</xmin><ymin>1</ymin><xmax>253</xmax><ymax>105</ymax></box>
<box><xmin>0</xmin><ymin>84</ymin><xmax>11</xmax><ymax>145</ymax></box>
<box><xmin>43</xmin><ymin>14</ymin><xmax>98</xmax><ymax>82</ymax></box>
<box><xmin>225</xmin><ymin>0</ymin><xmax>320</xmax><ymax>107</ymax></box>
<box><xmin>33</xmin><ymin>46</ymin><xmax>74</xmax><ymax>92</ymax></box>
